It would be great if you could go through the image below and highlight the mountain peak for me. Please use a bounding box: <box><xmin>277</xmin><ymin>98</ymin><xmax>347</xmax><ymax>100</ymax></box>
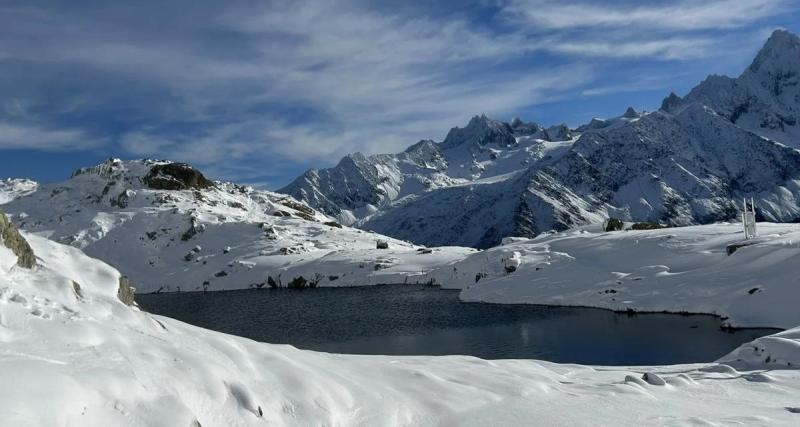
<box><xmin>748</xmin><ymin>29</ymin><xmax>800</xmax><ymax>75</ymax></box>
<box><xmin>623</xmin><ymin>107</ymin><xmax>638</xmax><ymax>118</ymax></box>
<box><xmin>441</xmin><ymin>114</ymin><xmax>515</xmax><ymax>149</ymax></box>
<box><xmin>660</xmin><ymin>92</ymin><xmax>683</xmax><ymax>113</ymax></box>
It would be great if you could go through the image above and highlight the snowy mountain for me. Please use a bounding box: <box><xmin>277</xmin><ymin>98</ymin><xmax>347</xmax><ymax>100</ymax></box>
<box><xmin>0</xmin><ymin>159</ymin><xmax>474</xmax><ymax>293</ymax></box>
<box><xmin>281</xmin><ymin>30</ymin><xmax>800</xmax><ymax>248</ymax></box>
<box><xmin>667</xmin><ymin>29</ymin><xmax>800</xmax><ymax>147</ymax></box>
<box><xmin>4</xmin><ymin>209</ymin><xmax>800</xmax><ymax>425</ymax></box>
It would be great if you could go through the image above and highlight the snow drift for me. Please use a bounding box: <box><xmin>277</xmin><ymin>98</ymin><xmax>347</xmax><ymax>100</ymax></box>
<box><xmin>3</xmin><ymin>211</ymin><xmax>800</xmax><ymax>426</ymax></box>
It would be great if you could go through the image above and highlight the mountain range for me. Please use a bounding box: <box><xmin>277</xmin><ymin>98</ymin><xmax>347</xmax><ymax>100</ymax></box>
<box><xmin>281</xmin><ymin>29</ymin><xmax>800</xmax><ymax>248</ymax></box>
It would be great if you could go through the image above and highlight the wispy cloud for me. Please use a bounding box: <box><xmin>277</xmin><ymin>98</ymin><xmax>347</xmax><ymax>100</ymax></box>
<box><xmin>501</xmin><ymin>0</ymin><xmax>791</xmax><ymax>31</ymax></box>
<box><xmin>0</xmin><ymin>0</ymin><xmax>795</xmax><ymax>186</ymax></box>
<box><xmin>0</xmin><ymin>122</ymin><xmax>103</xmax><ymax>151</ymax></box>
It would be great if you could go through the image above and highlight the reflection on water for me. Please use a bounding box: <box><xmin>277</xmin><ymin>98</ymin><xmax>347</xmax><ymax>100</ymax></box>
<box><xmin>138</xmin><ymin>285</ymin><xmax>777</xmax><ymax>365</ymax></box>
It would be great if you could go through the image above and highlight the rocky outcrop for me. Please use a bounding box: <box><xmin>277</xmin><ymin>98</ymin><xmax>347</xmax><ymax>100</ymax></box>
<box><xmin>0</xmin><ymin>209</ymin><xmax>35</xmax><ymax>269</ymax></box>
<box><xmin>604</xmin><ymin>218</ymin><xmax>623</xmax><ymax>232</ymax></box>
<box><xmin>117</xmin><ymin>276</ymin><xmax>136</xmax><ymax>305</ymax></box>
<box><xmin>143</xmin><ymin>163</ymin><xmax>214</xmax><ymax>191</ymax></box>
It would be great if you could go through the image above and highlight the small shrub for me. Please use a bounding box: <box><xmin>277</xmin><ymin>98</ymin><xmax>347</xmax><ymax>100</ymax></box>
<box><xmin>288</xmin><ymin>276</ymin><xmax>308</xmax><ymax>289</ymax></box>
<box><xmin>629</xmin><ymin>222</ymin><xmax>665</xmax><ymax>230</ymax></box>
<box><xmin>604</xmin><ymin>217</ymin><xmax>624</xmax><ymax>232</ymax></box>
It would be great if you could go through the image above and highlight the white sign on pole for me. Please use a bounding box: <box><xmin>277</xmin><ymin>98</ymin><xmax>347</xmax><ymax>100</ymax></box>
<box><xmin>742</xmin><ymin>197</ymin><xmax>757</xmax><ymax>240</ymax></box>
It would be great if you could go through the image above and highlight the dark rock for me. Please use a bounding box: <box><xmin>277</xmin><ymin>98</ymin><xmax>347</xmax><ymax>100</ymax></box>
<box><xmin>727</xmin><ymin>240</ymin><xmax>757</xmax><ymax>255</ymax></box>
<box><xmin>143</xmin><ymin>163</ymin><xmax>214</xmax><ymax>191</ymax></box>
<box><xmin>0</xmin><ymin>210</ymin><xmax>36</xmax><ymax>269</ymax></box>
<box><xmin>279</xmin><ymin>246</ymin><xmax>303</xmax><ymax>255</ymax></box>
<box><xmin>629</xmin><ymin>222</ymin><xmax>665</xmax><ymax>230</ymax></box>
<box><xmin>72</xmin><ymin>281</ymin><xmax>83</xmax><ymax>299</ymax></box>
<box><xmin>604</xmin><ymin>218</ymin><xmax>624</xmax><ymax>232</ymax></box>
<box><xmin>376</xmin><ymin>240</ymin><xmax>389</xmax><ymax>249</ymax></box>
<box><xmin>110</xmin><ymin>190</ymin><xmax>131</xmax><ymax>208</ymax></box>
<box><xmin>181</xmin><ymin>218</ymin><xmax>205</xmax><ymax>241</ymax></box>
<box><xmin>324</xmin><ymin>221</ymin><xmax>343</xmax><ymax>228</ymax></box>
<box><xmin>279</xmin><ymin>199</ymin><xmax>317</xmax><ymax>221</ymax></box>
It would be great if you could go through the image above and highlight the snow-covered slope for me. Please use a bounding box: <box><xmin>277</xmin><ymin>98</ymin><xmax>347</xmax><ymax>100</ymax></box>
<box><xmin>282</xmin><ymin>30</ymin><xmax>800</xmax><ymax>248</ymax></box>
<box><xmin>3</xmin><ymin>211</ymin><xmax>800</xmax><ymax>426</ymax></box>
<box><xmin>439</xmin><ymin>222</ymin><xmax>800</xmax><ymax>329</ymax></box>
<box><xmin>0</xmin><ymin>178</ymin><xmax>37</xmax><ymax>204</ymax></box>
<box><xmin>0</xmin><ymin>159</ymin><xmax>474</xmax><ymax>293</ymax></box>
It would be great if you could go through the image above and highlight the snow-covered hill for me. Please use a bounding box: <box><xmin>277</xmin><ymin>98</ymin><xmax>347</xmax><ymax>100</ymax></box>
<box><xmin>281</xmin><ymin>30</ymin><xmax>800</xmax><ymax>248</ymax></box>
<box><xmin>430</xmin><ymin>222</ymin><xmax>800</xmax><ymax>329</ymax></box>
<box><xmin>0</xmin><ymin>159</ymin><xmax>474</xmax><ymax>293</ymax></box>
<box><xmin>3</xmin><ymin>210</ymin><xmax>800</xmax><ymax>426</ymax></box>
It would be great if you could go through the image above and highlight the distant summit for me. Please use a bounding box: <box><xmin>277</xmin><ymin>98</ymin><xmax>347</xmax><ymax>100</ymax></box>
<box><xmin>282</xmin><ymin>30</ymin><xmax>800</xmax><ymax>248</ymax></box>
<box><xmin>672</xmin><ymin>29</ymin><xmax>800</xmax><ymax>147</ymax></box>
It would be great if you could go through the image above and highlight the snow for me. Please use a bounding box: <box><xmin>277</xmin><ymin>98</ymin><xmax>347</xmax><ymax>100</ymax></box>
<box><xmin>0</xmin><ymin>159</ymin><xmax>475</xmax><ymax>293</ymax></box>
<box><xmin>3</xmin><ymin>220</ymin><xmax>800</xmax><ymax>426</ymax></box>
<box><xmin>0</xmin><ymin>178</ymin><xmax>37</xmax><ymax>204</ymax></box>
<box><xmin>447</xmin><ymin>222</ymin><xmax>800</xmax><ymax>329</ymax></box>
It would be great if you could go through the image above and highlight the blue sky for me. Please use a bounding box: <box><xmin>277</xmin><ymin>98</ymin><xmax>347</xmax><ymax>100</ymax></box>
<box><xmin>1</xmin><ymin>0</ymin><xmax>798</xmax><ymax>188</ymax></box>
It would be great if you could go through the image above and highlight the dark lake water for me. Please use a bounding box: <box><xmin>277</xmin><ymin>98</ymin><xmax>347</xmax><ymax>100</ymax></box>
<box><xmin>137</xmin><ymin>285</ymin><xmax>778</xmax><ymax>365</ymax></box>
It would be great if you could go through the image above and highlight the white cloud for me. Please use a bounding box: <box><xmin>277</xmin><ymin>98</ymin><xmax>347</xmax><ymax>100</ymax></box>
<box><xmin>0</xmin><ymin>122</ymin><xmax>102</xmax><ymax>151</ymax></box>
<box><xmin>501</xmin><ymin>0</ymin><xmax>791</xmax><ymax>31</ymax></box>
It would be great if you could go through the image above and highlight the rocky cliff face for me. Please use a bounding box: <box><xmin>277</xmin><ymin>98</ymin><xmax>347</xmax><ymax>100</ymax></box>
<box><xmin>0</xmin><ymin>209</ymin><xmax>35</xmax><ymax>269</ymax></box>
